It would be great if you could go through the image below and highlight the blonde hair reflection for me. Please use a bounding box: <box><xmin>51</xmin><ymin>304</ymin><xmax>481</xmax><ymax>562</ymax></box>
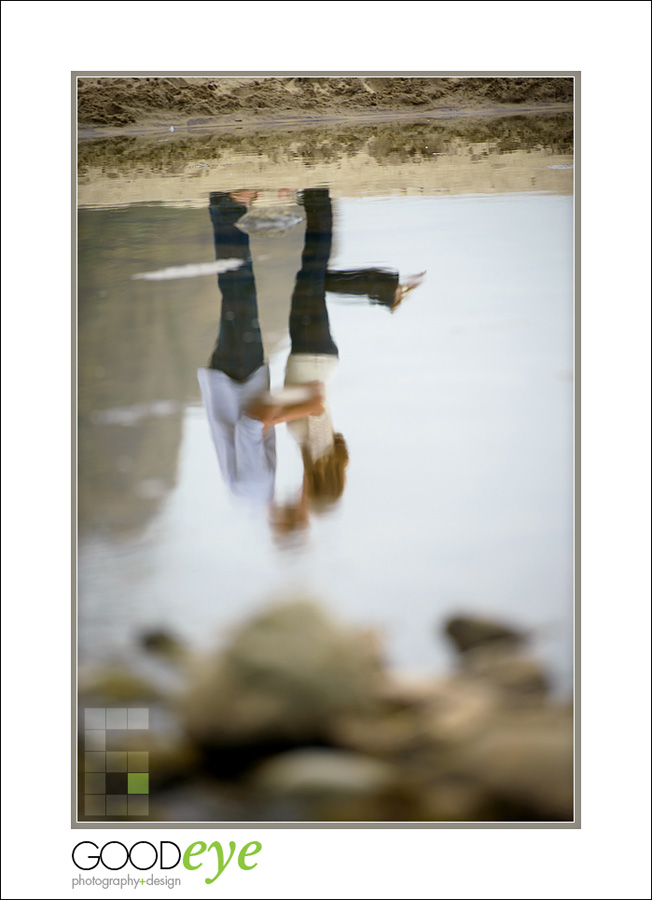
<box><xmin>301</xmin><ymin>433</ymin><xmax>349</xmax><ymax>511</ymax></box>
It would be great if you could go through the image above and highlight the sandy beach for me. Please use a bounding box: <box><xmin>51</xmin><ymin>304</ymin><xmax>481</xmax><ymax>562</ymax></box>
<box><xmin>77</xmin><ymin>75</ymin><xmax>574</xmax><ymax>138</ymax></box>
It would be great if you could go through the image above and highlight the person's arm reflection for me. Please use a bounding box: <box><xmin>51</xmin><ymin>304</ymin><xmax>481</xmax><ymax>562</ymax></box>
<box><xmin>197</xmin><ymin>191</ymin><xmax>277</xmax><ymax>505</ymax></box>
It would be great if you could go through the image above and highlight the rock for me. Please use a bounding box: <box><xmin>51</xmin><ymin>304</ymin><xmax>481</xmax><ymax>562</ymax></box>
<box><xmin>418</xmin><ymin>774</ymin><xmax>493</xmax><ymax>822</ymax></box>
<box><xmin>328</xmin><ymin>707</ymin><xmax>425</xmax><ymax>759</ymax></box>
<box><xmin>250</xmin><ymin>748</ymin><xmax>405</xmax><ymax>821</ymax></box>
<box><xmin>332</xmin><ymin>675</ymin><xmax>505</xmax><ymax>759</ymax></box>
<box><xmin>374</xmin><ymin>673</ymin><xmax>442</xmax><ymax>709</ymax></box>
<box><xmin>253</xmin><ymin>747</ymin><xmax>395</xmax><ymax>796</ymax></box>
<box><xmin>140</xmin><ymin>628</ymin><xmax>187</xmax><ymax>663</ymax></box>
<box><xmin>182</xmin><ymin>601</ymin><xmax>385</xmax><ymax>749</ymax></box>
<box><xmin>444</xmin><ymin>615</ymin><xmax>526</xmax><ymax>654</ymax></box>
<box><xmin>147</xmin><ymin>738</ymin><xmax>200</xmax><ymax>790</ymax></box>
<box><xmin>460</xmin><ymin>643</ymin><xmax>549</xmax><ymax>703</ymax></box>
<box><xmin>460</xmin><ymin>707</ymin><xmax>574</xmax><ymax>820</ymax></box>
<box><xmin>423</xmin><ymin>677</ymin><xmax>503</xmax><ymax>744</ymax></box>
<box><xmin>152</xmin><ymin>778</ymin><xmax>250</xmax><ymax>823</ymax></box>
<box><xmin>78</xmin><ymin>666</ymin><xmax>162</xmax><ymax>703</ymax></box>
<box><xmin>330</xmin><ymin>676</ymin><xmax>503</xmax><ymax>771</ymax></box>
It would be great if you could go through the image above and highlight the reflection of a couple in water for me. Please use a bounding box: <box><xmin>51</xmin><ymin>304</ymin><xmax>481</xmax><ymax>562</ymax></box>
<box><xmin>198</xmin><ymin>187</ymin><xmax>424</xmax><ymax>536</ymax></box>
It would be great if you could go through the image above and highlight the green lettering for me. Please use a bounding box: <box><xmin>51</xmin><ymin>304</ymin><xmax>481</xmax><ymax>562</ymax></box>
<box><xmin>182</xmin><ymin>841</ymin><xmax>206</xmax><ymax>871</ymax></box>
<box><xmin>238</xmin><ymin>841</ymin><xmax>262</xmax><ymax>870</ymax></box>
<box><xmin>204</xmin><ymin>841</ymin><xmax>237</xmax><ymax>885</ymax></box>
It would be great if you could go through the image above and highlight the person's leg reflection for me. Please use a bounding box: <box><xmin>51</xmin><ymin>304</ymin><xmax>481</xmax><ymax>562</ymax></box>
<box><xmin>199</xmin><ymin>191</ymin><xmax>276</xmax><ymax>507</ymax></box>
<box><xmin>289</xmin><ymin>188</ymin><xmax>339</xmax><ymax>358</ymax></box>
<box><xmin>208</xmin><ymin>191</ymin><xmax>264</xmax><ymax>380</ymax></box>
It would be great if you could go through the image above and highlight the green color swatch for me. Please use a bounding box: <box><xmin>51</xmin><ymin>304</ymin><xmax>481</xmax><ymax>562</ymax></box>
<box><xmin>127</xmin><ymin>773</ymin><xmax>149</xmax><ymax>794</ymax></box>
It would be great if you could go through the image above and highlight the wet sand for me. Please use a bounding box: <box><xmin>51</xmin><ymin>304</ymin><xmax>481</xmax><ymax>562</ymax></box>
<box><xmin>78</xmin><ymin>113</ymin><xmax>573</xmax><ymax>207</ymax></box>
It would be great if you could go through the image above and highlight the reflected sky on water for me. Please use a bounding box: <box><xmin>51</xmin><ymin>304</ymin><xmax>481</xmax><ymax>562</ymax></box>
<box><xmin>78</xmin><ymin>115</ymin><xmax>573</xmax><ymax>692</ymax></box>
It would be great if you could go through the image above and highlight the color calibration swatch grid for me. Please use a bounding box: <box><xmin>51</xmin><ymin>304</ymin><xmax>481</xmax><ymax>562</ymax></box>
<box><xmin>83</xmin><ymin>707</ymin><xmax>149</xmax><ymax>816</ymax></box>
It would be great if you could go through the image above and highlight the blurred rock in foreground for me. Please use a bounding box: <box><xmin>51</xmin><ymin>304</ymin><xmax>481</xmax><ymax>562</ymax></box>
<box><xmin>182</xmin><ymin>600</ymin><xmax>385</xmax><ymax>749</ymax></box>
<box><xmin>445</xmin><ymin>614</ymin><xmax>526</xmax><ymax>653</ymax></box>
<box><xmin>79</xmin><ymin>601</ymin><xmax>574</xmax><ymax>822</ymax></box>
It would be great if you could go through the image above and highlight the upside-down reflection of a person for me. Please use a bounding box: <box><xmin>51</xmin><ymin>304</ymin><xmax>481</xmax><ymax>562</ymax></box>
<box><xmin>198</xmin><ymin>187</ymin><xmax>424</xmax><ymax>535</ymax></box>
<box><xmin>283</xmin><ymin>189</ymin><xmax>350</xmax><ymax>514</ymax></box>
<box><xmin>197</xmin><ymin>190</ymin><xmax>277</xmax><ymax>507</ymax></box>
<box><xmin>244</xmin><ymin>188</ymin><xmax>350</xmax><ymax>534</ymax></box>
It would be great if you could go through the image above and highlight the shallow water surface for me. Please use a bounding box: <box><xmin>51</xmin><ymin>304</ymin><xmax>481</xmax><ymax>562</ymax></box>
<box><xmin>78</xmin><ymin>115</ymin><xmax>574</xmax><ymax>691</ymax></box>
